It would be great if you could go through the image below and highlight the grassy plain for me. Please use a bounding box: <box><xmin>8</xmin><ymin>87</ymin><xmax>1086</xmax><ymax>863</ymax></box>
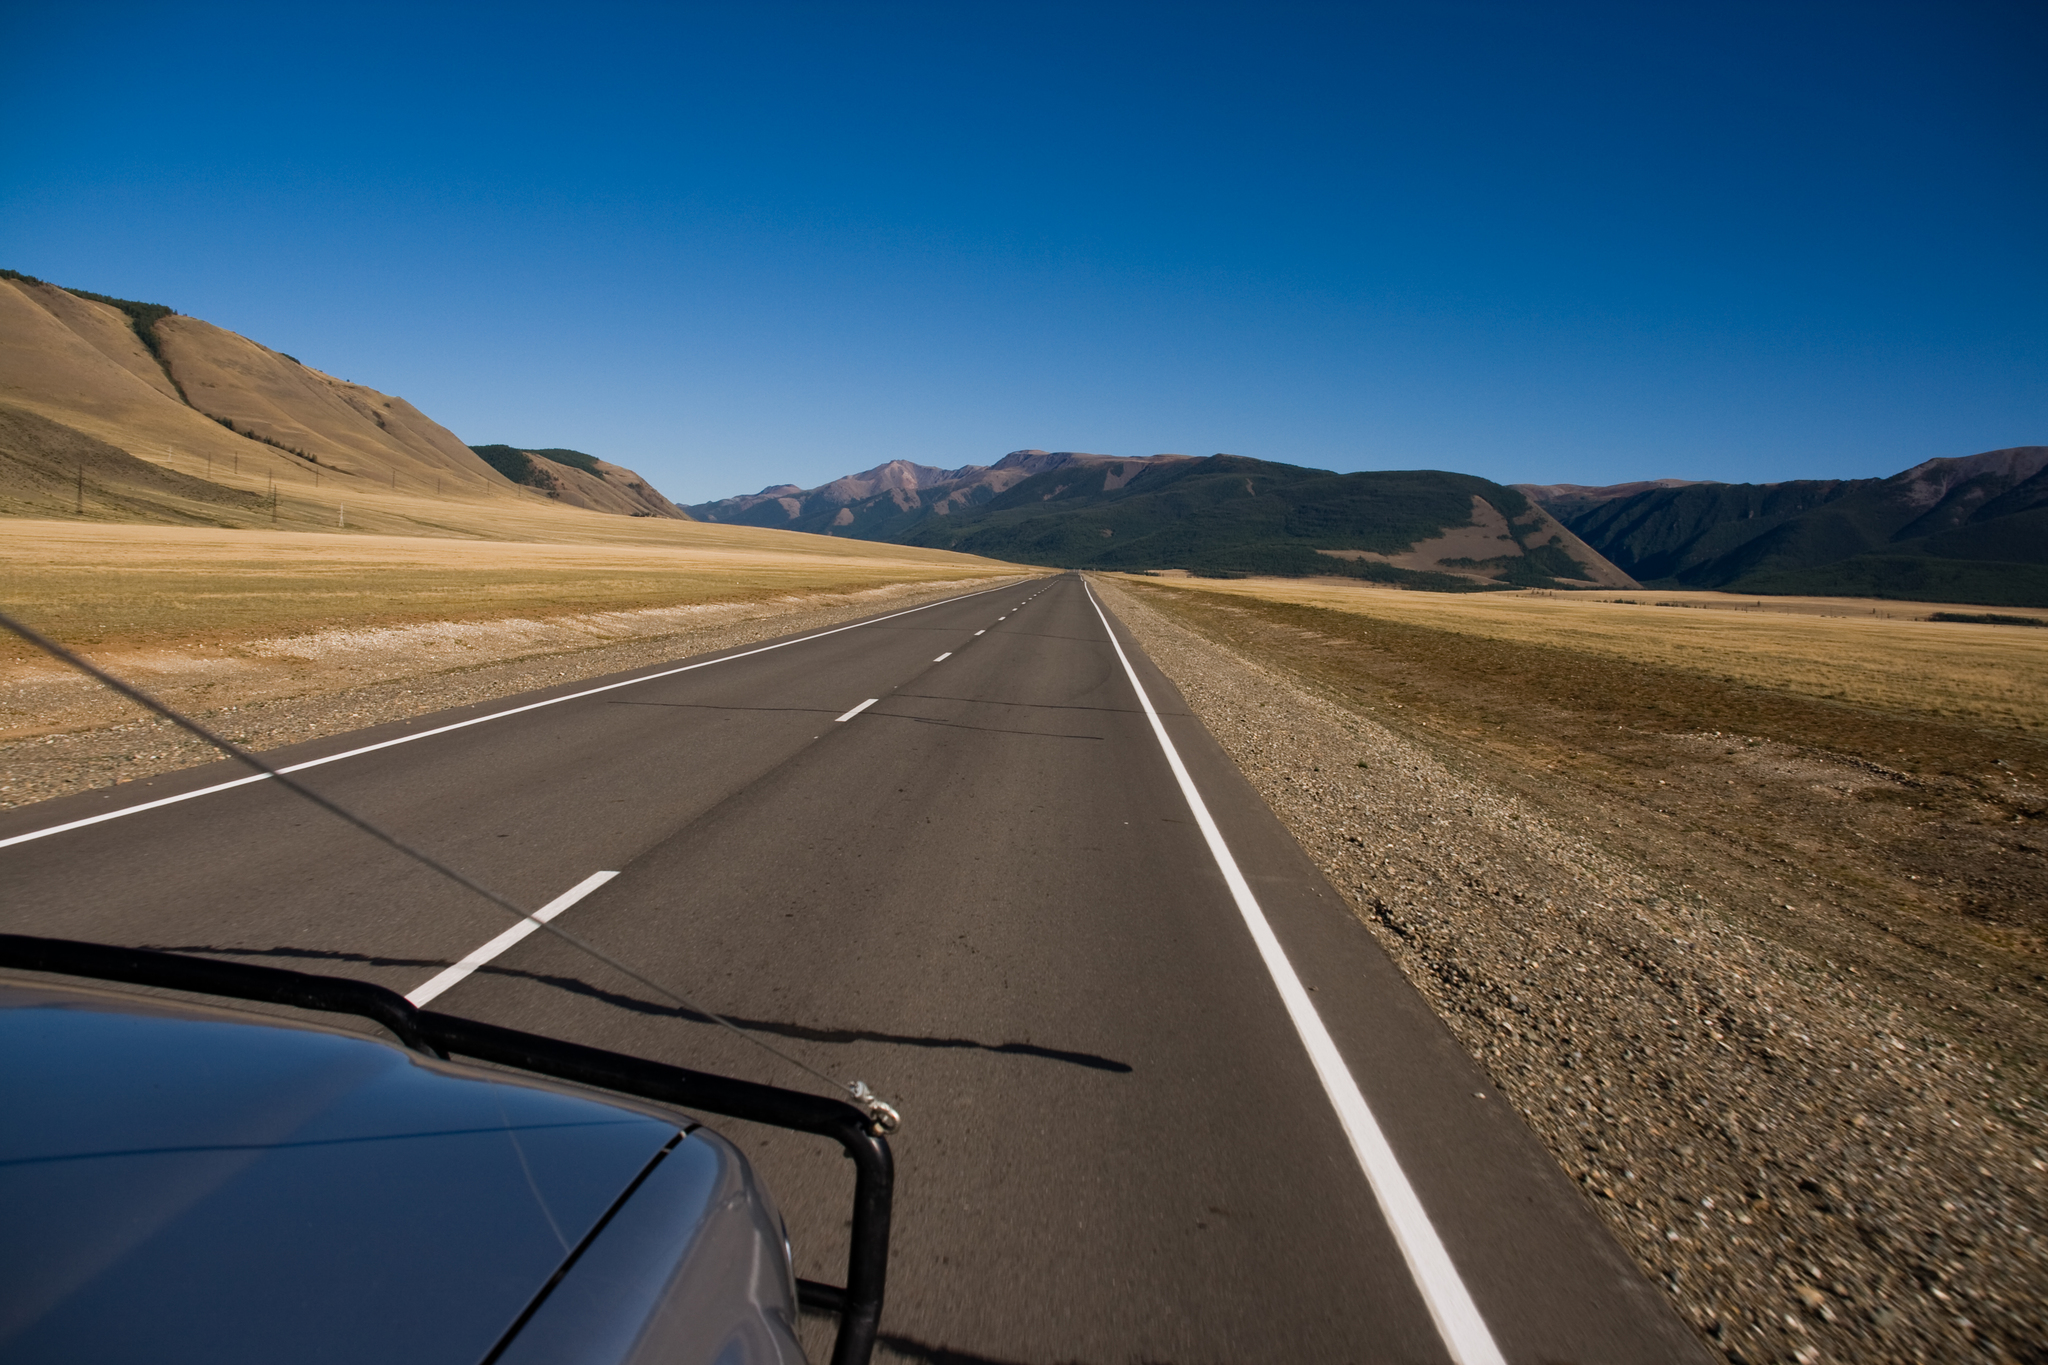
<box><xmin>2</xmin><ymin>518</ymin><xmax>1016</xmax><ymax>660</ymax></box>
<box><xmin>1113</xmin><ymin>574</ymin><xmax>2046</xmax><ymax>1014</ymax></box>
<box><xmin>1116</xmin><ymin>575</ymin><xmax>2048</xmax><ymax>736</ymax></box>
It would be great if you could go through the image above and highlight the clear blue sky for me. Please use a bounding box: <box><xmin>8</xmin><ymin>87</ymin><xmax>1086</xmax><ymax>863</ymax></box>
<box><xmin>4</xmin><ymin>1</ymin><xmax>2041</xmax><ymax>502</ymax></box>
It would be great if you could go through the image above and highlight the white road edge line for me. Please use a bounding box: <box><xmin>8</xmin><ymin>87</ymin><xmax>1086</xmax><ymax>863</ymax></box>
<box><xmin>0</xmin><ymin>581</ymin><xmax>1020</xmax><ymax>852</ymax></box>
<box><xmin>933</xmin><ymin>653</ymin><xmax>952</xmax><ymax>662</ymax></box>
<box><xmin>835</xmin><ymin>698</ymin><xmax>879</xmax><ymax>722</ymax></box>
<box><xmin>406</xmin><ymin>870</ymin><xmax>618</xmax><ymax>1007</ymax></box>
<box><xmin>1081</xmin><ymin>579</ymin><xmax>1505</xmax><ymax>1365</ymax></box>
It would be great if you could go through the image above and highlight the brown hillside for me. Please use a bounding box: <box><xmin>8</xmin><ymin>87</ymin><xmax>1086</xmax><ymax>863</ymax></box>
<box><xmin>0</xmin><ymin>275</ymin><xmax>694</xmax><ymax>537</ymax></box>
<box><xmin>153</xmin><ymin>314</ymin><xmax>506</xmax><ymax>495</ymax></box>
<box><xmin>0</xmin><ymin>403</ymin><xmax>267</xmax><ymax>525</ymax></box>
<box><xmin>489</xmin><ymin>448</ymin><xmax>690</xmax><ymax>519</ymax></box>
<box><xmin>0</xmin><ymin>275</ymin><xmax>512</xmax><ymax>513</ymax></box>
<box><xmin>0</xmin><ymin>277</ymin><xmax>272</xmax><ymax>476</ymax></box>
<box><xmin>588</xmin><ymin>457</ymin><xmax>686</xmax><ymax>517</ymax></box>
<box><xmin>19</xmin><ymin>279</ymin><xmax>185</xmax><ymax>403</ymax></box>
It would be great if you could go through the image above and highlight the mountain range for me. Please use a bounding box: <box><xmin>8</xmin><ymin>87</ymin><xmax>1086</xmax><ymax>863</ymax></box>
<box><xmin>692</xmin><ymin>450</ymin><xmax>1637</xmax><ymax>590</ymax></box>
<box><xmin>695</xmin><ymin>443</ymin><xmax>2046</xmax><ymax>605</ymax></box>
<box><xmin>1520</xmin><ymin>446</ymin><xmax>2048</xmax><ymax>607</ymax></box>
<box><xmin>0</xmin><ymin>269</ymin><xmax>685</xmax><ymax>529</ymax></box>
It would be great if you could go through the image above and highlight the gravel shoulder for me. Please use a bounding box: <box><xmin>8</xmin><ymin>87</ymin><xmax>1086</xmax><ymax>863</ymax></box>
<box><xmin>1</xmin><ymin>575</ymin><xmax>1033</xmax><ymax>810</ymax></box>
<box><xmin>1093</xmin><ymin>575</ymin><xmax>2045</xmax><ymax>1365</ymax></box>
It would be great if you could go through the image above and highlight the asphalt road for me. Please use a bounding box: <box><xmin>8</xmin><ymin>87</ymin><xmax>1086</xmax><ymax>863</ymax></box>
<box><xmin>1</xmin><ymin>573</ymin><xmax>1709</xmax><ymax>1364</ymax></box>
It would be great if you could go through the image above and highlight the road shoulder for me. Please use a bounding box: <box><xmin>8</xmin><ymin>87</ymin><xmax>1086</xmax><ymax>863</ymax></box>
<box><xmin>1090</xmin><ymin>574</ymin><xmax>2044</xmax><ymax>1365</ymax></box>
<box><xmin>1089</xmin><ymin>575</ymin><xmax>1714</xmax><ymax>1365</ymax></box>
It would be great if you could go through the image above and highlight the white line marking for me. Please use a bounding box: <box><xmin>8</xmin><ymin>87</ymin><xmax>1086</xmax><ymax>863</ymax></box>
<box><xmin>405</xmin><ymin>870</ymin><xmax>618</xmax><ymax>1007</ymax></box>
<box><xmin>933</xmin><ymin>653</ymin><xmax>952</xmax><ymax>662</ymax></box>
<box><xmin>974</xmin><ymin>630</ymin><xmax>985</xmax><ymax>636</ymax></box>
<box><xmin>1081</xmin><ymin>580</ymin><xmax>1505</xmax><ymax>1365</ymax></box>
<box><xmin>834</xmin><ymin>698</ymin><xmax>879</xmax><ymax>722</ymax></box>
<box><xmin>0</xmin><ymin>582</ymin><xmax>1018</xmax><ymax>851</ymax></box>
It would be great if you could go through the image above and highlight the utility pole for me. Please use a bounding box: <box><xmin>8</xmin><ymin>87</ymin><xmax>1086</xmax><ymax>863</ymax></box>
<box><xmin>270</xmin><ymin>477</ymin><xmax>277</xmax><ymax>524</ymax></box>
<box><xmin>75</xmin><ymin>462</ymin><xmax>83</xmax><ymax>513</ymax></box>
<box><xmin>339</xmin><ymin>503</ymin><xmax>345</xmax><ymax>528</ymax></box>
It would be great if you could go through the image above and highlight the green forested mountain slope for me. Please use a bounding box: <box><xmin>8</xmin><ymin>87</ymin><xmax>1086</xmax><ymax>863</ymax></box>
<box><xmin>902</xmin><ymin>456</ymin><xmax>1507</xmax><ymax>576</ymax></box>
<box><xmin>699</xmin><ymin>450</ymin><xmax>1633</xmax><ymax>588</ymax></box>
<box><xmin>1533</xmin><ymin>446</ymin><xmax>2048</xmax><ymax>606</ymax></box>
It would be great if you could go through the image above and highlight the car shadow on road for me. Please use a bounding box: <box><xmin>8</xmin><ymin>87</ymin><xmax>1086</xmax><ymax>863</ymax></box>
<box><xmin>146</xmin><ymin>943</ymin><xmax>1134</xmax><ymax>1076</ymax></box>
<box><xmin>887</xmin><ymin>692</ymin><xmax>1126</xmax><ymax>710</ymax></box>
<box><xmin>862</xmin><ymin>1331</ymin><xmax>1178</xmax><ymax>1365</ymax></box>
<box><xmin>865</xmin><ymin>712</ymin><xmax>1103</xmax><ymax>740</ymax></box>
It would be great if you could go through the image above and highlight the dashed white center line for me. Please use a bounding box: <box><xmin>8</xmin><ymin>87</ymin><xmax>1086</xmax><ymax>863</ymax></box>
<box><xmin>0</xmin><ymin>579</ymin><xmax>1023</xmax><ymax>853</ymax></box>
<box><xmin>835</xmin><ymin>698</ymin><xmax>879</xmax><ymax>722</ymax></box>
<box><xmin>974</xmin><ymin>629</ymin><xmax>985</xmax><ymax>636</ymax></box>
<box><xmin>406</xmin><ymin>870</ymin><xmax>619</xmax><ymax>1007</ymax></box>
<box><xmin>933</xmin><ymin>652</ymin><xmax>952</xmax><ymax>662</ymax></box>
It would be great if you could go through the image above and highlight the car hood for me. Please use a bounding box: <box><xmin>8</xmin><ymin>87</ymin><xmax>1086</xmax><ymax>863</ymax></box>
<box><xmin>0</xmin><ymin>982</ymin><xmax>681</xmax><ymax>1364</ymax></box>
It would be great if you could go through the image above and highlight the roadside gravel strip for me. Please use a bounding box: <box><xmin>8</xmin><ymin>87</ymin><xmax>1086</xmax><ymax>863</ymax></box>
<box><xmin>0</xmin><ymin>576</ymin><xmax>1033</xmax><ymax>809</ymax></box>
<box><xmin>1091</xmin><ymin>577</ymin><xmax>2044</xmax><ymax>1365</ymax></box>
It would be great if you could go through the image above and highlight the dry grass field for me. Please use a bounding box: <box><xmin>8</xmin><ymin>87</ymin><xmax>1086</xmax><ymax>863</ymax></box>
<box><xmin>1121</xmin><ymin>575</ymin><xmax>2048</xmax><ymax>737</ymax></box>
<box><xmin>0</xmin><ymin>518</ymin><xmax>1029</xmax><ymax>760</ymax></box>
<box><xmin>2</xmin><ymin>518</ymin><xmax>1013</xmax><ymax>656</ymax></box>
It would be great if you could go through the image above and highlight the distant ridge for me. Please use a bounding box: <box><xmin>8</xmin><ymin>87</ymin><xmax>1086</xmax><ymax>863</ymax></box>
<box><xmin>468</xmin><ymin>445</ymin><xmax>687</xmax><ymax>518</ymax></box>
<box><xmin>1520</xmin><ymin>446</ymin><xmax>2048</xmax><ymax>607</ymax></box>
<box><xmin>696</xmin><ymin>450</ymin><xmax>1635</xmax><ymax>590</ymax></box>
<box><xmin>691</xmin><ymin>450</ymin><xmax>1133</xmax><ymax>539</ymax></box>
<box><xmin>1514</xmin><ymin>478</ymin><xmax>1703</xmax><ymax>522</ymax></box>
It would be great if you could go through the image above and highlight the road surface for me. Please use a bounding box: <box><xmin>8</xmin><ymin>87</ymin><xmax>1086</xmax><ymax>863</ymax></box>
<box><xmin>0</xmin><ymin>573</ymin><xmax>1709</xmax><ymax>1364</ymax></box>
